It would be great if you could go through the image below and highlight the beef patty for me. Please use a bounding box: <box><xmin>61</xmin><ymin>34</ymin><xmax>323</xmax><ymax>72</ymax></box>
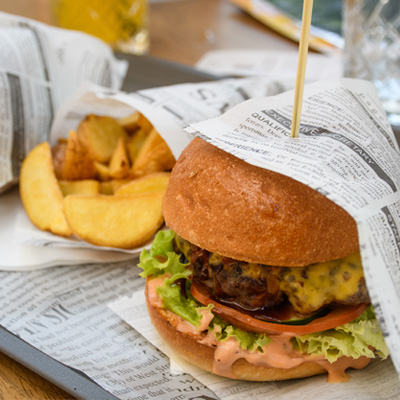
<box><xmin>174</xmin><ymin>235</ymin><xmax>369</xmax><ymax>315</ymax></box>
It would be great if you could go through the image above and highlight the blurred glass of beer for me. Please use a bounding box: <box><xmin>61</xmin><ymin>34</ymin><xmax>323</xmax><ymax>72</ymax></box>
<box><xmin>52</xmin><ymin>0</ymin><xmax>149</xmax><ymax>55</ymax></box>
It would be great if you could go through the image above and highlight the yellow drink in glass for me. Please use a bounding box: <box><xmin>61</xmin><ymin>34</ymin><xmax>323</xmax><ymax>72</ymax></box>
<box><xmin>52</xmin><ymin>0</ymin><xmax>149</xmax><ymax>55</ymax></box>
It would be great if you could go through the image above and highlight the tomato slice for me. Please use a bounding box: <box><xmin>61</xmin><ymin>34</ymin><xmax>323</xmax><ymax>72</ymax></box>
<box><xmin>190</xmin><ymin>280</ymin><xmax>368</xmax><ymax>335</ymax></box>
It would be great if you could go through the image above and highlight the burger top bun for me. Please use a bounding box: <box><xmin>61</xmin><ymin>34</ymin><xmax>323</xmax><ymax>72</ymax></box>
<box><xmin>162</xmin><ymin>137</ymin><xmax>359</xmax><ymax>267</ymax></box>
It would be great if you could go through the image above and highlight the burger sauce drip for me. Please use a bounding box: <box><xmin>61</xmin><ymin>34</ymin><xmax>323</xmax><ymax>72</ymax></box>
<box><xmin>147</xmin><ymin>274</ymin><xmax>169</xmax><ymax>308</ymax></box>
<box><xmin>214</xmin><ymin>334</ymin><xmax>303</xmax><ymax>378</ymax></box>
<box><xmin>213</xmin><ymin>335</ymin><xmax>370</xmax><ymax>383</ymax></box>
<box><xmin>317</xmin><ymin>356</ymin><xmax>370</xmax><ymax>383</ymax></box>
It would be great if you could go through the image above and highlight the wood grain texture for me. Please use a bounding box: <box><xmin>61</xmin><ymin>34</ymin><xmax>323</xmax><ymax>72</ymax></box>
<box><xmin>0</xmin><ymin>352</ymin><xmax>73</xmax><ymax>400</ymax></box>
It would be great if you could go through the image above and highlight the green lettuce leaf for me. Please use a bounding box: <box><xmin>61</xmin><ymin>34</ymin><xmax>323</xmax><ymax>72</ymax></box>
<box><xmin>205</xmin><ymin>315</ymin><xmax>271</xmax><ymax>351</ymax></box>
<box><xmin>293</xmin><ymin>306</ymin><xmax>390</xmax><ymax>363</ymax></box>
<box><xmin>156</xmin><ymin>279</ymin><xmax>209</xmax><ymax>327</ymax></box>
<box><xmin>222</xmin><ymin>325</ymin><xmax>271</xmax><ymax>352</ymax></box>
<box><xmin>138</xmin><ymin>230</ymin><xmax>188</xmax><ymax>278</ymax></box>
<box><xmin>139</xmin><ymin>230</ymin><xmax>197</xmax><ymax>324</ymax></box>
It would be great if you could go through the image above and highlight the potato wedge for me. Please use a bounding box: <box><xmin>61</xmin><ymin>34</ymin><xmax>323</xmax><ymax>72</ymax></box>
<box><xmin>20</xmin><ymin>142</ymin><xmax>72</xmax><ymax>236</ymax></box>
<box><xmin>126</xmin><ymin>128</ymin><xmax>148</xmax><ymax>164</ymax></box>
<box><xmin>115</xmin><ymin>172</ymin><xmax>170</xmax><ymax>196</ymax></box>
<box><xmin>110</xmin><ymin>179</ymin><xmax>132</xmax><ymax>193</ymax></box>
<box><xmin>99</xmin><ymin>181</ymin><xmax>114</xmax><ymax>195</ymax></box>
<box><xmin>117</xmin><ymin>111</ymin><xmax>140</xmax><ymax>134</ymax></box>
<box><xmin>63</xmin><ymin>130</ymin><xmax>96</xmax><ymax>180</ymax></box>
<box><xmin>63</xmin><ymin>193</ymin><xmax>164</xmax><ymax>248</ymax></box>
<box><xmin>93</xmin><ymin>161</ymin><xmax>110</xmax><ymax>181</ymax></box>
<box><xmin>98</xmin><ymin>180</ymin><xmax>131</xmax><ymax>195</ymax></box>
<box><xmin>132</xmin><ymin>129</ymin><xmax>176</xmax><ymax>177</ymax></box>
<box><xmin>59</xmin><ymin>180</ymin><xmax>99</xmax><ymax>196</ymax></box>
<box><xmin>109</xmin><ymin>137</ymin><xmax>130</xmax><ymax>179</ymax></box>
<box><xmin>77</xmin><ymin>114</ymin><xmax>127</xmax><ymax>163</ymax></box>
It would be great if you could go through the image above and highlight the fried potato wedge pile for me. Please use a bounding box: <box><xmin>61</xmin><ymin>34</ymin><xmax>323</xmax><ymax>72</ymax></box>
<box><xmin>19</xmin><ymin>111</ymin><xmax>174</xmax><ymax>248</ymax></box>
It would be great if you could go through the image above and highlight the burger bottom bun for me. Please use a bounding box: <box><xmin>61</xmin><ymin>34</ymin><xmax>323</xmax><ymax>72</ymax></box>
<box><xmin>145</xmin><ymin>281</ymin><xmax>327</xmax><ymax>381</ymax></box>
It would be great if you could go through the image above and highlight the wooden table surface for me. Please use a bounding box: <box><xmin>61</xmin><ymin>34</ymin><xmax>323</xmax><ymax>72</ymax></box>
<box><xmin>0</xmin><ymin>1</ymin><xmax>296</xmax><ymax>399</ymax></box>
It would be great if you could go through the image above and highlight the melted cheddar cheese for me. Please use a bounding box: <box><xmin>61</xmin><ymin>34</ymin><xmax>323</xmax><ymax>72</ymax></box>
<box><xmin>279</xmin><ymin>253</ymin><xmax>365</xmax><ymax>314</ymax></box>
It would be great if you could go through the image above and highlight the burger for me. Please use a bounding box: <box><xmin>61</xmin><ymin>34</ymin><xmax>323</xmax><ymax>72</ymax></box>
<box><xmin>139</xmin><ymin>137</ymin><xmax>389</xmax><ymax>382</ymax></box>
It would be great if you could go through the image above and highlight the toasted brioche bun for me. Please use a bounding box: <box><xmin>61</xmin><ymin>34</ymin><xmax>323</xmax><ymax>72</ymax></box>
<box><xmin>145</xmin><ymin>279</ymin><xmax>327</xmax><ymax>381</ymax></box>
<box><xmin>162</xmin><ymin>137</ymin><xmax>359</xmax><ymax>267</ymax></box>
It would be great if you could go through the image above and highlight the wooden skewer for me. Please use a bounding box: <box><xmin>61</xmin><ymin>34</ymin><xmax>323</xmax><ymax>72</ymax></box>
<box><xmin>290</xmin><ymin>0</ymin><xmax>314</xmax><ymax>138</ymax></box>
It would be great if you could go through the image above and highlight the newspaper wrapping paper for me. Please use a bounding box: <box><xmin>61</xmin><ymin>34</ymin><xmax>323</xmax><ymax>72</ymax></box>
<box><xmin>0</xmin><ymin>11</ymin><xmax>127</xmax><ymax>194</ymax></box>
<box><xmin>185</xmin><ymin>78</ymin><xmax>400</xmax><ymax>376</ymax></box>
<box><xmin>14</xmin><ymin>77</ymin><xmax>293</xmax><ymax>253</ymax></box>
<box><xmin>0</xmin><ymin>262</ymin><xmax>217</xmax><ymax>400</ymax></box>
<box><xmin>49</xmin><ymin>77</ymin><xmax>293</xmax><ymax>157</ymax></box>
